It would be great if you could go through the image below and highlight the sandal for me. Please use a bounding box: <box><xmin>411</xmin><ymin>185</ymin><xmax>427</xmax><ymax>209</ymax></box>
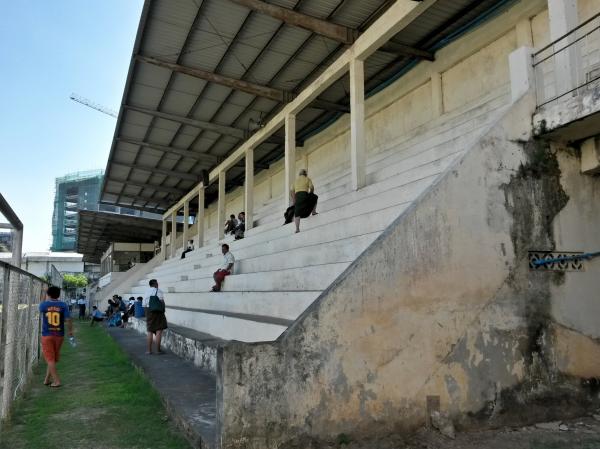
<box><xmin>50</xmin><ymin>384</ymin><xmax>62</xmax><ymax>388</ymax></box>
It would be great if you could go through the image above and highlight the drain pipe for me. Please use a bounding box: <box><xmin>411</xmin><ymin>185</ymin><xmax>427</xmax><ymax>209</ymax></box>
<box><xmin>0</xmin><ymin>193</ymin><xmax>23</xmax><ymax>268</ymax></box>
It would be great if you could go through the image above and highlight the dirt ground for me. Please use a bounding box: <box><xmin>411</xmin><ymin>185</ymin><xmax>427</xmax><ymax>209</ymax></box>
<box><xmin>288</xmin><ymin>415</ymin><xmax>600</xmax><ymax>449</ymax></box>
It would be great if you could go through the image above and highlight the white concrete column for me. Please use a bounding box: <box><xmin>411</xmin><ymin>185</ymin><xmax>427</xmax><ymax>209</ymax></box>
<box><xmin>161</xmin><ymin>219</ymin><xmax>167</xmax><ymax>260</ymax></box>
<box><xmin>509</xmin><ymin>46</ymin><xmax>536</xmax><ymax>102</ymax></box>
<box><xmin>548</xmin><ymin>0</ymin><xmax>580</xmax><ymax>95</ymax></box>
<box><xmin>170</xmin><ymin>210</ymin><xmax>177</xmax><ymax>259</ymax></box>
<box><xmin>182</xmin><ymin>200</ymin><xmax>189</xmax><ymax>247</ymax></box>
<box><xmin>245</xmin><ymin>147</ymin><xmax>254</xmax><ymax>231</ymax></box>
<box><xmin>350</xmin><ymin>58</ymin><xmax>366</xmax><ymax>191</ymax></box>
<box><xmin>430</xmin><ymin>72</ymin><xmax>443</xmax><ymax>118</ymax></box>
<box><xmin>284</xmin><ymin>114</ymin><xmax>296</xmax><ymax>208</ymax></box>
<box><xmin>197</xmin><ymin>187</ymin><xmax>205</xmax><ymax>248</ymax></box>
<box><xmin>218</xmin><ymin>171</ymin><xmax>226</xmax><ymax>240</ymax></box>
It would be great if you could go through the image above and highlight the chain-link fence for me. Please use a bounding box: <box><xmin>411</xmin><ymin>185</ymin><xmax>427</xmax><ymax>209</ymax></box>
<box><xmin>0</xmin><ymin>260</ymin><xmax>46</xmax><ymax>421</ymax></box>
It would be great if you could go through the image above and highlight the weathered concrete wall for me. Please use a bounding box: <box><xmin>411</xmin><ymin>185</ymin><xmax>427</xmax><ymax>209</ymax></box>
<box><xmin>216</xmin><ymin>91</ymin><xmax>600</xmax><ymax>448</ymax></box>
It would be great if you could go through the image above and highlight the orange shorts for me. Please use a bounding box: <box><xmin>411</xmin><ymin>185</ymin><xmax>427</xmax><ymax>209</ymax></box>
<box><xmin>41</xmin><ymin>336</ymin><xmax>64</xmax><ymax>363</ymax></box>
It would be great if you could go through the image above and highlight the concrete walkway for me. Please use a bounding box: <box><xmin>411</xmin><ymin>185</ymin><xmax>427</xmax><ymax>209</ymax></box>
<box><xmin>107</xmin><ymin>327</ymin><xmax>217</xmax><ymax>449</ymax></box>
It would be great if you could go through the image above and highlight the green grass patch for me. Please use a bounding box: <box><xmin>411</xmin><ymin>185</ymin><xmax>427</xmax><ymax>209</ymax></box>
<box><xmin>0</xmin><ymin>322</ymin><xmax>192</xmax><ymax>449</ymax></box>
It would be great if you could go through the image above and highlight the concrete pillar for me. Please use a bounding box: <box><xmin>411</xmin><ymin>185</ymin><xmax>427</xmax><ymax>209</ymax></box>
<box><xmin>218</xmin><ymin>171</ymin><xmax>226</xmax><ymax>240</ymax></box>
<box><xmin>430</xmin><ymin>72</ymin><xmax>443</xmax><ymax>118</ymax></box>
<box><xmin>170</xmin><ymin>210</ymin><xmax>176</xmax><ymax>259</ymax></box>
<box><xmin>197</xmin><ymin>187</ymin><xmax>205</xmax><ymax>248</ymax></box>
<box><xmin>182</xmin><ymin>200</ymin><xmax>189</xmax><ymax>247</ymax></box>
<box><xmin>509</xmin><ymin>46</ymin><xmax>536</xmax><ymax>102</ymax></box>
<box><xmin>284</xmin><ymin>114</ymin><xmax>296</xmax><ymax>208</ymax></box>
<box><xmin>161</xmin><ymin>219</ymin><xmax>167</xmax><ymax>260</ymax></box>
<box><xmin>548</xmin><ymin>0</ymin><xmax>580</xmax><ymax>95</ymax></box>
<box><xmin>245</xmin><ymin>147</ymin><xmax>254</xmax><ymax>231</ymax></box>
<box><xmin>350</xmin><ymin>58</ymin><xmax>366</xmax><ymax>191</ymax></box>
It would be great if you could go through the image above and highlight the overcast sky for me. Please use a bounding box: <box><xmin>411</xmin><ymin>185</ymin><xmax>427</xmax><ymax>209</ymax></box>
<box><xmin>0</xmin><ymin>0</ymin><xmax>143</xmax><ymax>252</ymax></box>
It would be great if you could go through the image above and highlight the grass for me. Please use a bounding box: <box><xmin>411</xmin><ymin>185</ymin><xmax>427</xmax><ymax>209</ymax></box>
<box><xmin>0</xmin><ymin>321</ymin><xmax>192</xmax><ymax>449</ymax></box>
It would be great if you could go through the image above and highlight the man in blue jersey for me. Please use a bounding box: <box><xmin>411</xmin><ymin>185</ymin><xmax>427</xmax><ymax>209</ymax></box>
<box><xmin>39</xmin><ymin>286</ymin><xmax>73</xmax><ymax>387</ymax></box>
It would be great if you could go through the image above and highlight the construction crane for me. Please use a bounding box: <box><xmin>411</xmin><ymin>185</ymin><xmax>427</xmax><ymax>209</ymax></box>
<box><xmin>69</xmin><ymin>93</ymin><xmax>118</xmax><ymax>118</ymax></box>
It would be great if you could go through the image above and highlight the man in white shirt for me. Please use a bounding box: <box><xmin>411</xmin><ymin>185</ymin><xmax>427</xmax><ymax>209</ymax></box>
<box><xmin>77</xmin><ymin>297</ymin><xmax>87</xmax><ymax>320</ymax></box>
<box><xmin>211</xmin><ymin>244</ymin><xmax>235</xmax><ymax>292</ymax></box>
<box><xmin>143</xmin><ymin>279</ymin><xmax>168</xmax><ymax>355</ymax></box>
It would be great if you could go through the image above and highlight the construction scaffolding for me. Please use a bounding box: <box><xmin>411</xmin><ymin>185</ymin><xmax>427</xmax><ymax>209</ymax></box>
<box><xmin>51</xmin><ymin>170</ymin><xmax>104</xmax><ymax>252</ymax></box>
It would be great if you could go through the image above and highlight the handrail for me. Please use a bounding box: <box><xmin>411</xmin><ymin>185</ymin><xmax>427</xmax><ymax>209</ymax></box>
<box><xmin>534</xmin><ymin>10</ymin><xmax>600</xmax><ymax>57</ymax></box>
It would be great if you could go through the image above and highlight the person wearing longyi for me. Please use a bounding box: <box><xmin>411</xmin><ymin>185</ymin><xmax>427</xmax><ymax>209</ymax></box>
<box><xmin>39</xmin><ymin>285</ymin><xmax>73</xmax><ymax>388</ymax></box>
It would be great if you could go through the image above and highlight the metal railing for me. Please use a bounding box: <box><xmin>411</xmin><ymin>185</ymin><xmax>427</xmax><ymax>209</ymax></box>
<box><xmin>0</xmin><ymin>260</ymin><xmax>47</xmax><ymax>422</ymax></box>
<box><xmin>534</xmin><ymin>12</ymin><xmax>600</xmax><ymax>108</ymax></box>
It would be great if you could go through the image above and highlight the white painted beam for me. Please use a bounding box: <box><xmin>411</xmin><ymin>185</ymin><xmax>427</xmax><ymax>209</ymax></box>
<box><xmin>170</xmin><ymin>210</ymin><xmax>177</xmax><ymax>259</ymax></box>
<box><xmin>197</xmin><ymin>187</ymin><xmax>205</xmax><ymax>247</ymax></box>
<box><xmin>350</xmin><ymin>58</ymin><xmax>366</xmax><ymax>191</ymax></box>
<box><xmin>284</xmin><ymin>114</ymin><xmax>296</xmax><ymax>208</ymax></box>
<box><xmin>161</xmin><ymin>219</ymin><xmax>167</xmax><ymax>261</ymax></box>
<box><xmin>218</xmin><ymin>171</ymin><xmax>226</xmax><ymax>240</ymax></box>
<box><xmin>245</xmin><ymin>147</ymin><xmax>255</xmax><ymax>231</ymax></box>
<box><xmin>182</xmin><ymin>200</ymin><xmax>189</xmax><ymax>247</ymax></box>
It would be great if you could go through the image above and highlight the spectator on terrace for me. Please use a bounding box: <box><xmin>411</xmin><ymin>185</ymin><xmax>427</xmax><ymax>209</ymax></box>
<box><xmin>211</xmin><ymin>244</ymin><xmax>235</xmax><ymax>292</ymax></box>
<box><xmin>143</xmin><ymin>279</ymin><xmax>167</xmax><ymax>354</ymax></box>
<box><xmin>181</xmin><ymin>240</ymin><xmax>195</xmax><ymax>259</ymax></box>
<box><xmin>90</xmin><ymin>306</ymin><xmax>105</xmax><ymax>327</ymax></box>
<box><xmin>234</xmin><ymin>212</ymin><xmax>245</xmax><ymax>240</ymax></box>
<box><xmin>291</xmin><ymin>169</ymin><xmax>318</xmax><ymax>233</ymax></box>
<box><xmin>224</xmin><ymin>214</ymin><xmax>238</xmax><ymax>235</ymax></box>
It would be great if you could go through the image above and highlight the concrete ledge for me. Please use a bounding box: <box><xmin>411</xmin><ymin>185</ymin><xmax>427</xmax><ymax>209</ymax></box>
<box><xmin>107</xmin><ymin>326</ymin><xmax>217</xmax><ymax>449</ymax></box>
<box><xmin>130</xmin><ymin>317</ymin><xmax>226</xmax><ymax>373</ymax></box>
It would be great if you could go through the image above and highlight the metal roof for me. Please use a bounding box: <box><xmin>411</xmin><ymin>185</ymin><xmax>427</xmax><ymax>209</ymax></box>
<box><xmin>77</xmin><ymin>210</ymin><xmax>163</xmax><ymax>263</ymax></box>
<box><xmin>102</xmin><ymin>0</ymin><xmax>510</xmax><ymax>213</ymax></box>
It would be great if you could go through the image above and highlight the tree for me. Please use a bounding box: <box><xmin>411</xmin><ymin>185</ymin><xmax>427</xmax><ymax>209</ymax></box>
<box><xmin>62</xmin><ymin>273</ymin><xmax>88</xmax><ymax>289</ymax></box>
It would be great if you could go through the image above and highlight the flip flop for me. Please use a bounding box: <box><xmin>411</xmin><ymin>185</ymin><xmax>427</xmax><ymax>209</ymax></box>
<box><xmin>43</xmin><ymin>381</ymin><xmax>52</xmax><ymax>386</ymax></box>
<box><xmin>50</xmin><ymin>384</ymin><xmax>62</xmax><ymax>388</ymax></box>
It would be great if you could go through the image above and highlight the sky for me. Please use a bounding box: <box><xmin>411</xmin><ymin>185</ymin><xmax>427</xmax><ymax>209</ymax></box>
<box><xmin>0</xmin><ymin>0</ymin><xmax>144</xmax><ymax>252</ymax></box>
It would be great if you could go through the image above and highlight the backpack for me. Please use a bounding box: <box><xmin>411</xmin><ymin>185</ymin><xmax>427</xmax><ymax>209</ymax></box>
<box><xmin>148</xmin><ymin>288</ymin><xmax>165</xmax><ymax>313</ymax></box>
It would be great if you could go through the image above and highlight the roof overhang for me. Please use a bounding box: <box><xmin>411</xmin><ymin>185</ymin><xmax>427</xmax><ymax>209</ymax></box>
<box><xmin>102</xmin><ymin>0</ymin><xmax>512</xmax><ymax>213</ymax></box>
<box><xmin>77</xmin><ymin>210</ymin><xmax>163</xmax><ymax>263</ymax></box>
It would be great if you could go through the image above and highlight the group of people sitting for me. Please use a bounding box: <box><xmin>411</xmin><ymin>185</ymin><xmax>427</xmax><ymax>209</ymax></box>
<box><xmin>224</xmin><ymin>211</ymin><xmax>246</xmax><ymax>240</ymax></box>
<box><xmin>91</xmin><ymin>295</ymin><xmax>140</xmax><ymax>328</ymax></box>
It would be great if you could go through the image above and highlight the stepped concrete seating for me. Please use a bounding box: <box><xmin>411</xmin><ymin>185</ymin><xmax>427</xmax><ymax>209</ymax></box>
<box><xmin>125</xmin><ymin>91</ymin><xmax>510</xmax><ymax>345</ymax></box>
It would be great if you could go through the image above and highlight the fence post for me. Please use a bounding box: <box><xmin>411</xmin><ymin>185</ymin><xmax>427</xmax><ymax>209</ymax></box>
<box><xmin>1</xmin><ymin>268</ymin><xmax>17</xmax><ymax>419</ymax></box>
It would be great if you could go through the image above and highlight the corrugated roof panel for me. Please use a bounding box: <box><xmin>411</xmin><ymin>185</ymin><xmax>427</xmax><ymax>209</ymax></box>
<box><xmin>103</xmin><ymin>0</ymin><xmax>510</xmax><ymax>212</ymax></box>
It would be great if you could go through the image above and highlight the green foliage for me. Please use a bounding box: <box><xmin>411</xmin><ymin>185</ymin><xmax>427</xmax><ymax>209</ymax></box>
<box><xmin>0</xmin><ymin>322</ymin><xmax>192</xmax><ymax>449</ymax></box>
<box><xmin>62</xmin><ymin>273</ymin><xmax>88</xmax><ymax>288</ymax></box>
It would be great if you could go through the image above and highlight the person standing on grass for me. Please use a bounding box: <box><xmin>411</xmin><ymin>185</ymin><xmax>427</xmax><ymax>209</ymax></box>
<box><xmin>142</xmin><ymin>279</ymin><xmax>167</xmax><ymax>355</ymax></box>
<box><xmin>39</xmin><ymin>285</ymin><xmax>73</xmax><ymax>388</ymax></box>
<box><xmin>77</xmin><ymin>295</ymin><xmax>87</xmax><ymax>320</ymax></box>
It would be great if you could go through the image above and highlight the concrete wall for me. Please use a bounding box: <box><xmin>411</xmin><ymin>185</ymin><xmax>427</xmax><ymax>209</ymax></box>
<box><xmin>217</xmin><ymin>87</ymin><xmax>600</xmax><ymax>447</ymax></box>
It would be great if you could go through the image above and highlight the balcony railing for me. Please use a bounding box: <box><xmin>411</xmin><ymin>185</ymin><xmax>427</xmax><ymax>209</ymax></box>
<box><xmin>534</xmin><ymin>12</ymin><xmax>600</xmax><ymax>108</ymax></box>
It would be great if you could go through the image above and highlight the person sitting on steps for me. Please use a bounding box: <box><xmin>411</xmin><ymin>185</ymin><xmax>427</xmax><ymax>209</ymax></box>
<box><xmin>234</xmin><ymin>212</ymin><xmax>245</xmax><ymax>240</ymax></box>
<box><xmin>181</xmin><ymin>239</ymin><xmax>194</xmax><ymax>259</ymax></box>
<box><xmin>224</xmin><ymin>214</ymin><xmax>238</xmax><ymax>235</ymax></box>
<box><xmin>291</xmin><ymin>168</ymin><xmax>318</xmax><ymax>233</ymax></box>
<box><xmin>211</xmin><ymin>244</ymin><xmax>235</xmax><ymax>292</ymax></box>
